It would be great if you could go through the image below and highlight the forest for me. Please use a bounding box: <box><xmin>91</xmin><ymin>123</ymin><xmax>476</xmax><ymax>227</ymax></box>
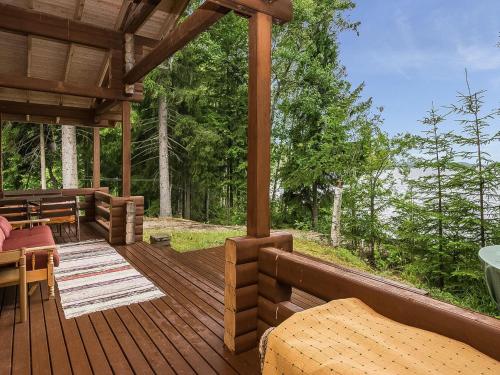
<box><xmin>1</xmin><ymin>0</ymin><xmax>499</xmax><ymax>315</ymax></box>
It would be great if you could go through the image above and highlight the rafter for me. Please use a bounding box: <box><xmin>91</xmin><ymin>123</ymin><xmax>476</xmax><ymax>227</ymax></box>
<box><xmin>74</xmin><ymin>0</ymin><xmax>86</xmax><ymax>20</ymax></box>
<box><xmin>122</xmin><ymin>0</ymin><xmax>161</xmax><ymax>33</ymax></box>
<box><xmin>124</xmin><ymin>1</ymin><xmax>229</xmax><ymax>84</ymax></box>
<box><xmin>157</xmin><ymin>0</ymin><xmax>190</xmax><ymax>39</ymax></box>
<box><xmin>0</xmin><ymin>74</ymin><xmax>143</xmax><ymax>102</ymax></box>
<box><xmin>210</xmin><ymin>0</ymin><xmax>293</xmax><ymax>23</ymax></box>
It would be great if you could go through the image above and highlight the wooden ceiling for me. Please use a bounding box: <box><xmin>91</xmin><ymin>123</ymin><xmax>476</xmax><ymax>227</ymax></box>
<box><xmin>0</xmin><ymin>0</ymin><xmax>191</xmax><ymax>127</ymax></box>
<box><xmin>0</xmin><ymin>0</ymin><xmax>292</xmax><ymax>128</ymax></box>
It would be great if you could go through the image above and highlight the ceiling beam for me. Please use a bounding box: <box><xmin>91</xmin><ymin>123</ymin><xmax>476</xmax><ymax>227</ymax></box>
<box><xmin>0</xmin><ymin>74</ymin><xmax>143</xmax><ymax>102</ymax></box>
<box><xmin>0</xmin><ymin>3</ymin><xmax>123</xmax><ymax>50</ymax></box>
<box><xmin>0</xmin><ymin>113</ymin><xmax>114</xmax><ymax>128</ymax></box>
<box><xmin>0</xmin><ymin>100</ymin><xmax>120</xmax><ymax>128</ymax></box>
<box><xmin>209</xmin><ymin>0</ymin><xmax>292</xmax><ymax>23</ymax></box>
<box><xmin>0</xmin><ymin>100</ymin><xmax>93</xmax><ymax>121</ymax></box>
<box><xmin>124</xmin><ymin>1</ymin><xmax>229</xmax><ymax>84</ymax></box>
<box><xmin>122</xmin><ymin>0</ymin><xmax>162</xmax><ymax>33</ymax></box>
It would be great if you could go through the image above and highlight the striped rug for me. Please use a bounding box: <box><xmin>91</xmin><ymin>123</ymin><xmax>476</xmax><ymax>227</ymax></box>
<box><xmin>55</xmin><ymin>239</ymin><xmax>165</xmax><ymax>319</ymax></box>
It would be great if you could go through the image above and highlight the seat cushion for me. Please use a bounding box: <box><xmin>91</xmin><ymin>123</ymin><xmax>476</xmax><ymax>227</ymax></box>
<box><xmin>0</xmin><ymin>216</ymin><xmax>12</xmax><ymax>237</ymax></box>
<box><xmin>262</xmin><ymin>298</ymin><xmax>500</xmax><ymax>375</ymax></box>
<box><xmin>0</xmin><ymin>226</ymin><xmax>5</xmax><ymax>250</ymax></box>
<box><xmin>3</xmin><ymin>225</ymin><xmax>59</xmax><ymax>270</ymax></box>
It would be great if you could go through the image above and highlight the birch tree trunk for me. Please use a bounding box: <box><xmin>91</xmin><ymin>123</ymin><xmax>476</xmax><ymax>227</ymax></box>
<box><xmin>40</xmin><ymin>124</ymin><xmax>47</xmax><ymax>189</ymax></box>
<box><xmin>330</xmin><ymin>181</ymin><xmax>343</xmax><ymax>247</ymax></box>
<box><xmin>61</xmin><ymin>125</ymin><xmax>78</xmax><ymax>188</ymax></box>
<box><xmin>158</xmin><ymin>96</ymin><xmax>172</xmax><ymax>217</ymax></box>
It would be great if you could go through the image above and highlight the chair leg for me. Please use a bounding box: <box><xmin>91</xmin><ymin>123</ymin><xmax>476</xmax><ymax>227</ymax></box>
<box><xmin>19</xmin><ymin>262</ymin><xmax>27</xmax><ymax>323</ymax></box>
<box><xmin>48</xmin><ymin>252</ymin><xmax>55</xmax><ymax>299</ymax></box>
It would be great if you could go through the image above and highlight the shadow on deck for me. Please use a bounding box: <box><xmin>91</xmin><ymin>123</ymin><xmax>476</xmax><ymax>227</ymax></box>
<box><xmin>0</xmin><ymin>222</ymin><xmax>302</xmax><ymax>374</ymax></box>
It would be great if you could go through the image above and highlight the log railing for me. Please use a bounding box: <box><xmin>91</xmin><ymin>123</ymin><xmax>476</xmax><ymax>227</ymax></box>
<box><xmin>94</xmin><ymin>191</ymin><xmax>144</xmax><ymax>245</ymax></box>
<box><xmin>257</xmin><ymin>246</ymin><xmax>500</xmax><ymax>362</ymax></box>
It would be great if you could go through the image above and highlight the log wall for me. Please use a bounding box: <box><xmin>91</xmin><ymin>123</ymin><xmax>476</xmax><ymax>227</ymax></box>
<box><xmin>94</xmin><ymin>191</ymin><xmax>144</xmax><ymax>245</ymax></box>
<box><xmin>223</xmin><ymin>232</ymin><xmax>293</xmax><ymax>353</ymax></box>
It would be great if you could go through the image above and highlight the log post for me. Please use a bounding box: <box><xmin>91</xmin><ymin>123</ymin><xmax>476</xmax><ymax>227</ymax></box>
<box><xmin>93</xmin><ymin>127</ymin><xmax>101</xmax><ymax>188</ymax></box>
<box><xmin>125</xmin><ymin>200</ymin><xmax>136</xmax><ymax>244</ymax></box>
<box><xmin>122</xmin><ymin>101</ymin><xmax>131</xmax><ymax>197</ymax></box>
<box><xmin>224</xmin><ymin>11</ymin><xmax>275</xmax><ymax>353</ymax></box>
<box><xmin>124</xmin><ymin>33</ymin><xmax>135</xmax><ymax>95</ymax></box>
<box><xmin>246</xmin><ymin>11</ymin><xmax>272</xmax><ymax>238</ymax></box>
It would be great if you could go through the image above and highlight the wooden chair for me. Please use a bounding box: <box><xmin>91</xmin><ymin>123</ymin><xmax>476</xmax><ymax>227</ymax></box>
<box><xmin>0</xmin><ymin>248</ymin><xmax>27</xmax><ymax>322</ymax></box>
<box><xmin>40</xmin><ymin>196</ymin><xmax>80</xmax><ymax>241</ymax></box>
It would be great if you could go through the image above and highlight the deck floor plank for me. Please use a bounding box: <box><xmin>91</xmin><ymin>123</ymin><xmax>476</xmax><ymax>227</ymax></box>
<box><xmin>0</xmin><ymin>287</ymin><xmax>16</xmax><ymax>374</ymax></box>
<box><xmin>29</xmin><ymin>286</ymin><xmax>52</xmax><ymax>375</ymax></box>
<box><xmin>40</xmin><ymin>283</ymin><xmax>72</xmax><ymax>375</ymax></box>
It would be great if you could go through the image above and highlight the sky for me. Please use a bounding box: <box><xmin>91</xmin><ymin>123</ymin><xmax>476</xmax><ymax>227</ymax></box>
<box><xmin>339</xmin><ymin>0</ymin><xmax>500</xmax><ymax>161</ymax></box>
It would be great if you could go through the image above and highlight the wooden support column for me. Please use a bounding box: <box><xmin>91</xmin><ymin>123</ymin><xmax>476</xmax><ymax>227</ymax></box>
<box><xmin>224</xmin><ymin>11</ymin><xmax>275</xmax><ymax>354</ymax></box>
<box><xmin>93</xmin><ymin>127</ymin><xmax>101</xmax><ymax>188</ymax></box>
<box><xmin>247</xmin><ymin>12</ymin><xmax>272</xmax><ymax>238</ymax></box>
<box><xmin>122</xmin><ymin>101</ymin><xmax>131</xmax><ymax>197</ymax></box>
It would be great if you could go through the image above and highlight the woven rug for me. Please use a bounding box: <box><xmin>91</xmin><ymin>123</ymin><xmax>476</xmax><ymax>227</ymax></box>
<box><xmin>55</xmin><ymin>239</ymin><xmax>165</xmax><ymax>319</ymax></box>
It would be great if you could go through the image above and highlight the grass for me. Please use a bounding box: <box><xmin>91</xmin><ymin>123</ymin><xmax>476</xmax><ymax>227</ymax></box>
<box><xmin>144</xmin><ymin>227</ymin><xmax>244</xmax><ymax>252</ymax></box>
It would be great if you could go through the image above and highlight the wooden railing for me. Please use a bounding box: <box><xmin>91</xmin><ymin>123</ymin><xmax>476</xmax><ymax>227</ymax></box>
<box><xmin>257</xmin><ymin>246</ymin><xmax>500</xmax><ymax>361</ymax></box>
<box><xmin>94</xmin><ymin>191</ymin><xmax>144</xmax><ymax>245</ymax></box>
<box><xmin>0</xmin><ymin>187</ymin><xmax>109</xmax><ymax>222</ymax></box>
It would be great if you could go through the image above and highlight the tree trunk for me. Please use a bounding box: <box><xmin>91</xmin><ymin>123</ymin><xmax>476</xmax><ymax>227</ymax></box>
<box><xmin>158</xmin><ymin>96</ymin><xmax>172</xmax><ymax>217</ymax></box>
<box><xmin>311</xmin><ymin>182</ymin><xmax>319</xmax><ymax>230</ymax></box>
<box><xmin>330</xmin><ymin>181</ymin><xmax>343</xmax><ymax>247</ymax></box>
<box><xmin>40</xmin><ymin>124</ymin><xmax>47</xmax><ymax>189</ymax></box>
<box><xmin>205</xmin><ymin>188</ymin><xmax>210</xmax><ymax>222</ymax></box>
<box><xmin>61</xmin><ymin>125</ymin><xmax>78</xmax><ymax>188</ymax></box>
<box><xmin>368</xmin><ymin>188</ymin><xmax>376</xmax><ymax>266</ymax></box>
<box><xmin>184</xmin><ymin>178</ymin><xmax>191</xmax><ymax>220</ymax></box>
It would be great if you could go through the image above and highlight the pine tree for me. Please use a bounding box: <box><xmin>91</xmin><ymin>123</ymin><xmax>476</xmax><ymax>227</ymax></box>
<box><xmin>450</xmin><ymin>72</ymin><xmax>500</xmax><ymax>247</ymax></box>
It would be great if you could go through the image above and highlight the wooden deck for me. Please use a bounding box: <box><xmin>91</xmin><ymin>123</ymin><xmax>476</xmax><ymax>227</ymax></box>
<box><xmin>0</xmin><ymin>223</ymin><xmax>323</xmax><ymax>374</ymax></box>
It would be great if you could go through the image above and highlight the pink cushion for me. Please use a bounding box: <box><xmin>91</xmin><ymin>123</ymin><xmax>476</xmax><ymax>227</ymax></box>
<box><xmin>0</xmin><ymin>227</ymin><xmax>5</xmax><ymax>250</ymax></box>
<box><xmin>0</xmin><ymin>216</ymin><xmax>12</xmax><ymax>237</ymax></box>
<box><xmin>3</xmin><ymin>225</ymin><xmax>59</xmax><ymax>270</ymax></box>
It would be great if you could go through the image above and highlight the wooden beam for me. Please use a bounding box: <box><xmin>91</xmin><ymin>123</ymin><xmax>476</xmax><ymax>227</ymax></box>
<box><xmin>0</xmin><ymin>74</ymin><xmax>143</xmax><ymax>102</ymax></box>
<box><xmin>209</xmin><ymin>0</ymin><xmax>292</xmax><ymax>23</ymax></box>
<box><xmin>122</xmin><ymin>0</ymin><xmax>161</xmax><ymax>33</ymax></box>
<box><xmin>0</xmin><ymin>3</ymin><xmax>123</xmax><ymax>50</ymax></box>
<box><xmin>157</xmin><ymin>0</ymin><xmax>191</xmax><ymax>39</ymax></box>
<box><xmin>123</xmin><ymin>1</ymin><xmax>229</xmax><ymax>84</ymax></box>
<box><xmin>0</xmin><ymin>113</ymin><xmax>113</xmax><ymax>128</ymax></box>
<box><xmin>74</xmin><ymin>0</ymin><xmax>86</xmax><ymax>20</ymax></box>
<box><xmin>26</xmin><ymin>34</ymin><xmax>33</xmax><ymax>120</ymax></box>
<box><xmin>116</xmin><ymin>0</ymin><xmax>134</xmax><ymax>30</ymax></box>
<box><xmin>94</xmin><ymin>100</ymin><xmax>119</xmax><ymax>116</ymax></box>
<box><xmin>0</xmin><ymin>100</ymin><xmax>94</xmax><ymax>121</ymax></box>
<box><xmin>246</xmin><ymin>12</ymin><xmax>272</xmax><ymax>238</ymax></box>
<box><xmin>122</xmin><ymin>101</ymin><xmax>132</xmax><ymax>197</ymax></box>
<box><xmin>93</xmin><ymin>128</ymin><xmax>101</xmax><ymax>188</ymax></box>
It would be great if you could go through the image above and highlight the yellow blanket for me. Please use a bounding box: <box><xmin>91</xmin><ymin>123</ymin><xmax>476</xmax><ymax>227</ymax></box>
<box><xmin>263</xmin><ymin>298</ymin><xmax>499</xmax><ymax>375</ymax></box>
